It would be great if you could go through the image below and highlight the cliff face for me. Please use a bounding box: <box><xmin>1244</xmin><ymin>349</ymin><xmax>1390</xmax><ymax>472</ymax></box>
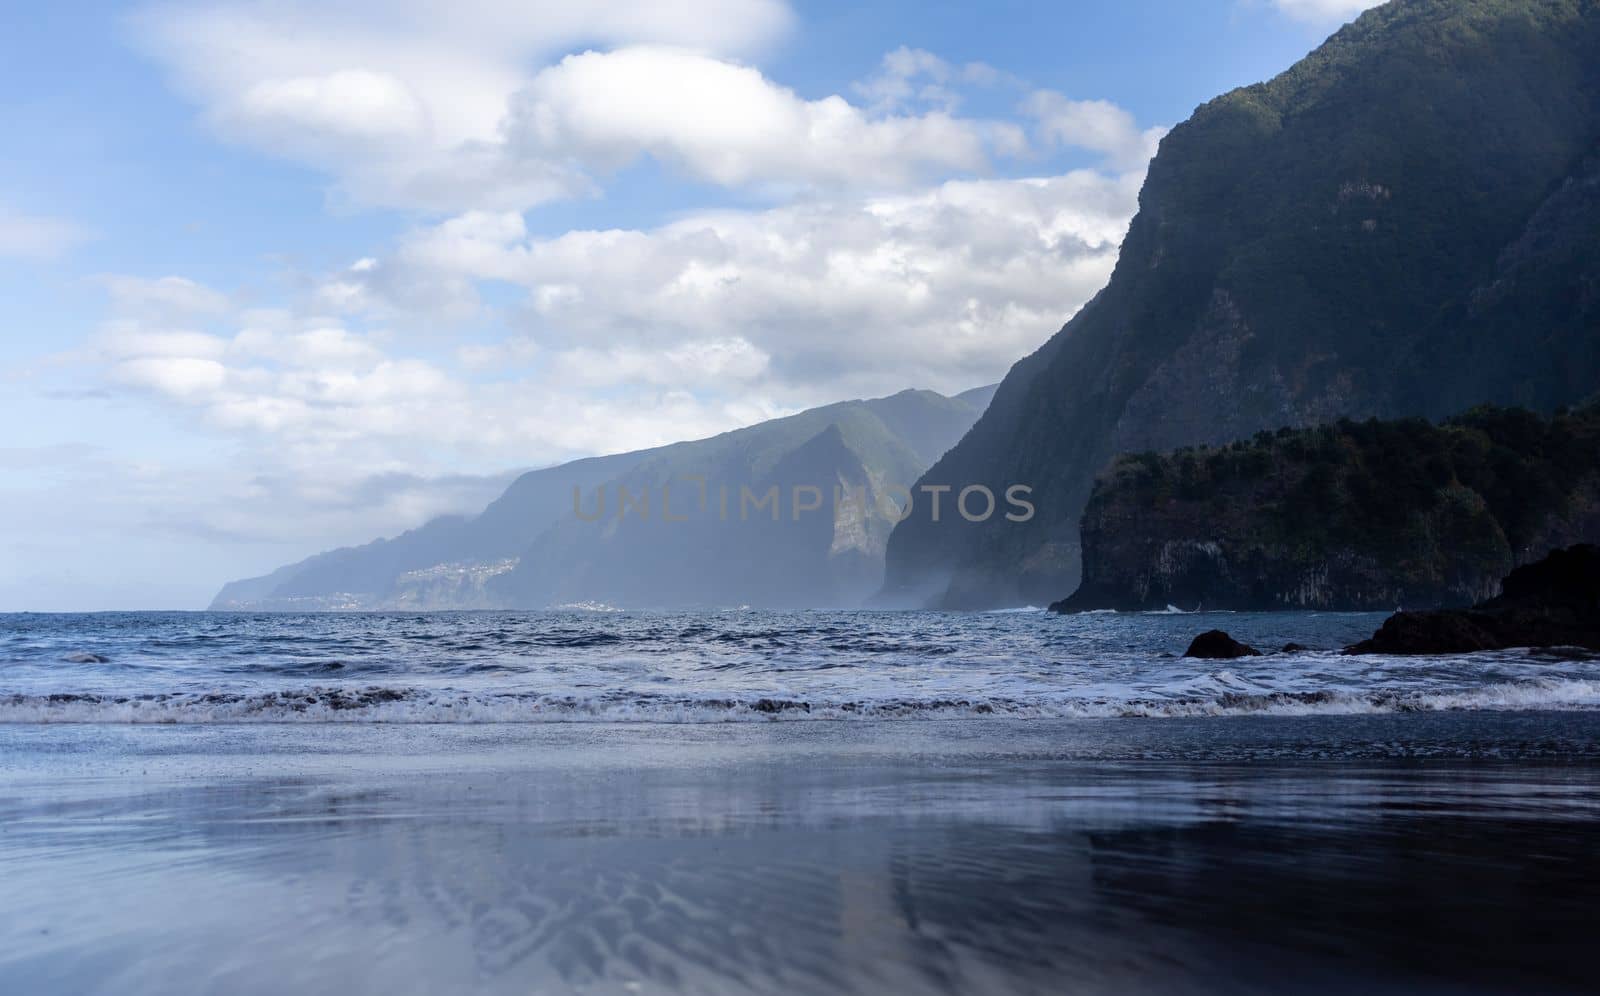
<box><xmin>1054</xmin><ymin>405</ymin><xmax>1600</xmax><ymax>613</ymax></box>
<box><xmin>491</xmin><ymin>389</ymin><xmax>996</xmax><ymax>610</ymax></box>
<box><xmin>883</xmin><ymin>0</ymin><xmax>1600</xmax><ymax>608</ymax></box>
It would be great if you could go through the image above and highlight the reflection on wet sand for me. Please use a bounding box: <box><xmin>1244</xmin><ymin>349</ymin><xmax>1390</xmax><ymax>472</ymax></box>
<box><xmin>3</xmin><ymin>718</ymin><xmax>1599</xmax><ymax>994</ymax></box>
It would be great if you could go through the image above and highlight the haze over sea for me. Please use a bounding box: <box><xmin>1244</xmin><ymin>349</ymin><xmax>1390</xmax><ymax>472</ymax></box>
<box><xmin>5</xmin><ymin>609</ymin><xmax>1600</xmax><ymax>994</ymax></box>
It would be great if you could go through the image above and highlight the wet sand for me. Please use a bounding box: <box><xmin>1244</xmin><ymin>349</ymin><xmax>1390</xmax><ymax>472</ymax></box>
<box><xmin>4</xmin><ymin>715</ymin><xmax>1599</xmax><ymax>994</ymax></box>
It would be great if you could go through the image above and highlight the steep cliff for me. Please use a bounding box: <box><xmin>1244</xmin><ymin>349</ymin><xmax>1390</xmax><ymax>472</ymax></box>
<box><xmin>1054</xmin><ymin>405</ymin><xmax>1600</xmax><ymax>612</ymax></box>
<box><xmin>491</xmin><ymin>388</ymin><xmax>996</xmax><ymax>610</ymax></box>
<box><xmin>883</xmin><ymin>0</ymin><xmax>1600</xmax><ymax>608</ymax></box>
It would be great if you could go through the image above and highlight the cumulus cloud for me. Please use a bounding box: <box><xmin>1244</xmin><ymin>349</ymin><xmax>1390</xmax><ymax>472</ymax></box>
<box><xmin>337</xmin><ymin>167</ymin><xmax>1142</xmax><ymax>402</ymax></box>
<box><xmin>0</xmin><ymin>210</ymin><xmax>92</xmax><ymax>261</ymax></box>
<box><xmin>226</xmin><ymin>69</ymin><xmax>429</xmax><ymax>152</ymax></box>
<box><xmin>136</xmin><ymin>0</ymin><xmax>794</xmax><ymax>210</ymax></box>
<box><xmin>139</xmin><ymin>0</ymin><xmax>794</xmax><ymax>136</ymax></box>
<box><xmin>1024</xmin><ymin>92</ymin><xmax>1168</xmax><ymax>169</ymax></box>
<box><xmin>86</xmin><ymin>287</ymin><xmax>781</xmax><ymax>474</ymax></box>
<box><xmin>504</xmin><ymin>46</ymin><xmax>1005</xmax><ymax>193</ymax></box>
<box><xmin>136</xmin><ymin>1</ymin><xmax>1029</xmax><ymax>210</ymax></box>
<box><xmin>82</xmin><ymin>154</ymin><xmax>1144</xmax><ymax>501</ymax></box>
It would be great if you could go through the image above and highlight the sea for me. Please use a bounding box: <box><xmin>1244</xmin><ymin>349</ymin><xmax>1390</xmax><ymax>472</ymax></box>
<box><xmin>4</xmin><ymin>609</ymin><xmax>1599</xmax><ymax>994</ymax></box>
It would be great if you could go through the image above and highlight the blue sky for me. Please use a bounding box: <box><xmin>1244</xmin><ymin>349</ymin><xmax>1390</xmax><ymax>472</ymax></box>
<box><xmin>0</xmin><ymin>0</ymin><xmax>1381</xmax><ymax>610</ymax></box>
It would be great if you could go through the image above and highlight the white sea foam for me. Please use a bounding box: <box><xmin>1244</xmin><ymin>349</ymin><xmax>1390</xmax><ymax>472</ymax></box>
<box><xmin>5</xmin><ymin>678</ymin><xmax>1600</xmax><ymax>725</ymax></box>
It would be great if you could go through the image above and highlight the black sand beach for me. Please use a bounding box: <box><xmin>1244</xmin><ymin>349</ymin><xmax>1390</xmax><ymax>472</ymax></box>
<box><xmin>5</xmin><ymin>715</ymin><xmax>1599</xmax><ymax>995</ymax></box>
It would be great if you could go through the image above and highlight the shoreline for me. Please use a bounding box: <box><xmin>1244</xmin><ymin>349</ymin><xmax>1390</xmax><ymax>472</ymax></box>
<box><xmin>6</xmin><ymin>716</ymin><xmax>1600</xmax><ymax>994</ymax></box>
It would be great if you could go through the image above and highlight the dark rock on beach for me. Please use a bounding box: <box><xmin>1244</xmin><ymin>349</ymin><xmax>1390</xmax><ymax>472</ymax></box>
<box><xmin>1346</xmin><ymin>612</ymin><xmax>1503</xmax><ymax>656</ymax></box>
<box><xmin>1184</xmin><ymin>631</ymin><xmax>1262</xmax><ymax>660</ymax></box>
<box><xmin>750</xmin><ymin>698</ymin><xmax>811</xmax><ymax>715</ymax></box>
<box><xmin>1347</xmin><ymin>545</ymin><xmax>1600</xmax><ymax>655</ymax></box>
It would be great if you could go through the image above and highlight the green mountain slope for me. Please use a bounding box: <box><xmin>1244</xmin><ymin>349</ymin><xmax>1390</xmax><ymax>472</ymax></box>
<box><xmin>883</xmin><ymin>0</ymin><xmax>1600</xmax><ymax>608</ymax></box>
<box><xmin>209</xmin><ymin>450</ymin><xmax>652</xmax><ymax>610</ymax></box>
<box><xmin>492</xmin><ymin>388</ymin><xmax>997</xmax><ymax>609</ymax></box>
<box><xmin>210</xmin><ymin>386</ymin><xmax>995</xmax><ymax>610</ymax></box>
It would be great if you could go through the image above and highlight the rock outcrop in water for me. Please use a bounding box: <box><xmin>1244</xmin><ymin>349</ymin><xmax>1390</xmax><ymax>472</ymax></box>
<box><xmin>1183</xmin><ymin>631</ymin><xmax>1262</xmax><ymax>660</ymax></box>
<box><xmin>1053</xmin><ymin>405</ymin><xmax>1600</xmax><ymax>613</ymax></box>
<box><xmin>882</xmin><ymin>0</ymin><xmax>1600</xmax><ymax>609</ymax></box>
<box><xmin>1347</xmin><ymin>545</ymin><xmax>1600</xmax><ymax>655</ymax></box>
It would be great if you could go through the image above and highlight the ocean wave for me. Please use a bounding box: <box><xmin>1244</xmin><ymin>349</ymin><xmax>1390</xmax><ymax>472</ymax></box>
<box><xmin>4</xmin><ymin>678</ymin><xmax>1600</xmax><ymax>725</ymax></box>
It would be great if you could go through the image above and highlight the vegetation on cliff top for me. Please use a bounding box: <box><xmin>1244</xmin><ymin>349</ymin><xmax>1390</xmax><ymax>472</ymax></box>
<box><xmin>1057</xmin><ymin>404</ymin><xmax>1600</xmax><ymax>612</ymax></box>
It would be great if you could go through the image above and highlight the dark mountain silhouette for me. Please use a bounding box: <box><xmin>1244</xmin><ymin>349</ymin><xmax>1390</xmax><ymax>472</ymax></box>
<box><xmin>883</xmin><ymin>0</ymin><xmax>1600</xmax><ymax>608</ymax></box>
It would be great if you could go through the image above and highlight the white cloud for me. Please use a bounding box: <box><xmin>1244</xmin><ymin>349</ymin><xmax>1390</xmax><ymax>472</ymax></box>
<box><xmin>136</xmin><ymin>2</ymin><xmax>1039</xmax><ymax>210</ymax></box>
<box><xmin>138</xmin><ymin>0</ymin><xmax>794</xmax><ymax>144</ymax></box>
<box><xmin>852</xmin><ymin>46</ymin><xmax>1012</xmax><ymax>113</ymax></box>
<box><xmin>1024</xmin><ymin>92</ymin><xmax>1168</xmax><ymax>169</ymax></box>
<box><xmin>227</xmin><ymin>69</ymin><xmax>429</xmax><ymax>149</ymax></box>
<box><xmin>349</xmin><ymin>167</ymin><xmax>1143</xmax><ymax>401</ymax></box>
<box><xmin>97</xmin><ymin>323</ymin><xmax>228</xmax><ymax>361</ymax></box>
<box><xmin>547</xmin><ymin>338</ymin><xmax>772</xmax><ymax>389</ymax></box>
<box><xmin>232</xmin><ymin>325</ymin><xmax>388</xmax><ymax>369</ymax></box>
<box><xmin>0</xmin><ymin>210</ymin><xmax>92</xmax><ymax>261</ymax></box>
<box><xmin>113</xmin><ymin>355</ymin><xmax>230</xmax><ymax>399</ymax></box>
<box><xmin>1269</xmin><ymin>0</ymin><xmax>1385</xmax><ymax>25</ymax></box>
<box><xmin>82</xmin><ymin>154</ymin><xmax>1142</xmax><ymax>508</ymax></box>
<box><xmin>506</xmin><ymin>46</ymin><xmax>1002</xmax><ymax>192</ymax></box>
<box><xmin>86</xmin><ymin>282</ymin><xmax>781</xmax><ymax>473</ymax></box>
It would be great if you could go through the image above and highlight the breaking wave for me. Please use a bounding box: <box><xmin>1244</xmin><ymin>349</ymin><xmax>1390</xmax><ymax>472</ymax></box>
<box><xmin>5</xmin><ymin>678</ymin><xmax>1600</xmax><ymax>725</ymax></box>
<box><xmin>11</xmin><ymin>610</ymin><xmax>1600</xmax><ymax>732</ymax></box>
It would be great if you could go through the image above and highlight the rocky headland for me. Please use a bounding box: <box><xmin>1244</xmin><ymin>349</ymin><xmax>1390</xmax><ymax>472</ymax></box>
<box><xmin>1053</xmin><ymin>405</ymin><xmax>1600</xmax><ymax>613</ymax></box>
<box><xmin>1347</xmin><ymin>545</ymin><xmax>1600</xmax><ymax>655</ymax></box>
